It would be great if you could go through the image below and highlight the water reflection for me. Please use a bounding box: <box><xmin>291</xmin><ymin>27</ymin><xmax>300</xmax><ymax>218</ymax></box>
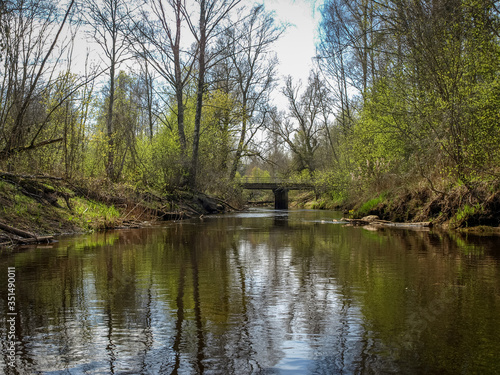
<box><xmin>1</xmin><ymin>209</ymin><xmax>500</xmax><ymax>374</ymax></box>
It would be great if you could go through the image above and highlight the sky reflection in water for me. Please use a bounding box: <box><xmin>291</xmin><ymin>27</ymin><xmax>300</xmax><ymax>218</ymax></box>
<box><xmin>1</xmin><ymin>208</ymin><xmax>500</xmax><ymax>374</ymax></box>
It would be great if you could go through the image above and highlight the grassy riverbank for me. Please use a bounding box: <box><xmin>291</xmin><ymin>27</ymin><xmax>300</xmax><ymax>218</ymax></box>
<box><xmin>2</xmin><ymin>171</ymin><xmax>499</xmax><ymax>246</ymax></box>
<box><xmin>292</xmin><ymin>179</ymin><xmax>500</xmax><ymax>232</ymax></box>
<box><xmin>0</xmin><ymin>174</ymin><xmax>231</xmax><ymax>246</ymax></box>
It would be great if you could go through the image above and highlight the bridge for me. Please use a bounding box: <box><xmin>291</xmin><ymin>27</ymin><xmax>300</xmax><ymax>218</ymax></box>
<box><xmin>240</xmin><ymin>177</ymin><xmax>314</xmax><ymax>209</ymax></box>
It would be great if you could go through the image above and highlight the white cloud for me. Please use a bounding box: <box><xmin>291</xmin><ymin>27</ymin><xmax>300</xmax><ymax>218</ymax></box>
<box><xmin>262</xmin><ymin>0</ymin><xmax>323</xmax><ymax>108</ymax></box>
<box><xmin>264</xmin><ymin>0</ymin><xmax>322</xmax><ymax>81</ymax></box>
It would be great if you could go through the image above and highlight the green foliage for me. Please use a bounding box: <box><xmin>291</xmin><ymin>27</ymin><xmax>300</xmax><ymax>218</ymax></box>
<box><xmin>152</xmin><ymin>125</ymin><xmax>184</xmax><ymax>189</ymax></box>
<box><xmin>72</xmin><ymin>198</ymin><xmax>120</xmax><ymax>230</ymax></box>
<box><xmin>313</xmin><ymin>0</ymin><xmax>500</xmax><ymax>210</ymax></box>
<box><xmin>196</xmin><ymin>89</ymin><xmax>240</xmax><ymax>191</ymax></box>
<box><xmin>247</xmin><ymin>166</ymin><xmax>271</xmax><ymax>179</ymax></box>
<box><xmin>357</xmin><ymin>194</ymin><xmax>386</xmax><ymax>217</ymax></box>
<box><xmin>313</xmin><ymin>170</ymin><xmax>350</xmax><ymax>204</ymax></box>
<box><xmin>451</xmin><ymin>203</ymin><xmax>483</xmax><ymax>228</ymax></box>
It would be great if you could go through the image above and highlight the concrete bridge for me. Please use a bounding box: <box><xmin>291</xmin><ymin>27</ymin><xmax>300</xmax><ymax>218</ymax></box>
<box><xmin>240</xmin><ymin>177</ymin><xmax>314</xmax><ymax>209</ymax></box>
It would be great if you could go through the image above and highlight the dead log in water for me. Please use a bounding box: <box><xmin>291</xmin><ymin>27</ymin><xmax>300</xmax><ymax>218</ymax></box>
<box><xmin>342</xmin><ymin>217</ymin><xmax>432</xmax><ymax>228</ymax></box>
<box><xmin>0</xmin><ymin>222</ymin><xmax>38</xmax><ymax>238</ymax></box>
<box><xmin>0</xmin><ymin>222</ymin><xmax>54</xmax><ymax>245</ymax></box>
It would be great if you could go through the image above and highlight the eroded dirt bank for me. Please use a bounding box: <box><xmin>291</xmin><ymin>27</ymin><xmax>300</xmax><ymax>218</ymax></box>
<box><xmin>292</xmin><ymin>182</ymin><xmax>500</xmax><ymax>234</ymax></box>
<box><xmin>0</xmin><ymin>173</ymin><xmax>234</xmax><ymax>246</ymax></box>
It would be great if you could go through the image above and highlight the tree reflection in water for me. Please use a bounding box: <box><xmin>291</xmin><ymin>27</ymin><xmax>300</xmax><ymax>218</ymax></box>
<box><xmin>1</xmin><ymin>209</ymin><xmax>500</xmax><ymax>374</ymax></box>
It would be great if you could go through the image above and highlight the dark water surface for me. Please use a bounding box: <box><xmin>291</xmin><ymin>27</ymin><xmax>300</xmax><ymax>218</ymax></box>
<box><xmin>1</xmin><ymin>208</ymin><xmax>500</xmax><ymax>374</ymax></box>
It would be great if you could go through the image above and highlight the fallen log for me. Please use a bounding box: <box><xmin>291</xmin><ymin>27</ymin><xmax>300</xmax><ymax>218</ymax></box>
<box><xmin>0</xmin><ymin>223</ymin><xmax>54</xmax><ymax>245</ymax></box>
<box><xmin>342</xmin><ymin>218</ymin><xmax>370</xmax><ymax>226</ymax></box>
<box><xmin>212</xmin><ymin>196</ymin><xmax>241</xmax><ymax>211</ymax></box>
<box><xmin>0</xmin><ymin>235</ymin><xmax>54</xmax><ymax>247</ymax></box>
<box><xmin>376</xmin><ymin>221</ymin><xmax>433</xmax><ymax>228</ymax></box>
<box><xmin>343</xmin><ymin>217</ymin><xmax>432</xmax><ymax>228</ymax></box>
<box><xmin>0</xmin><ymin>222</ymin><xmax>38</xmax><ymax>239</ymax></box>
<box><xmin>12</xmin><ymin>236</ymin><xmax>54</xmax><ymax>245</ymax></box>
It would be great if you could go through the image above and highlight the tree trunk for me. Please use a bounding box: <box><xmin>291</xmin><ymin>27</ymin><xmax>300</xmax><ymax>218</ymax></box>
<box><xmin>106</xmin><ymin>62</ymin><xmax>116</xmax><ymax>181</ymax></box>
<box><xmin>173</xmin><ymin>4</ymin><xmax>187</xmax><ymax>154</ymax></box>
<box><xmin>189</xmin><ymin>0</ymin><xmax>207</xmax><ymax>189</ymax></box>
<box><xmin>229</xmin><ymin>102</ymin><xmax>247</xmax><ymax>180</ymax></box>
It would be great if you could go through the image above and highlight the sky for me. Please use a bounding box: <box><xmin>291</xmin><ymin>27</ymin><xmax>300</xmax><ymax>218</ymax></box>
<box><xmin>261</xmin><ymin>0</ymin><xmax>324</xmax><ymax>107</ymax></box>
<box><xmin>263</xmin><ymin>0</ymin><xmax>323</xmax><ymax>80</ymax></box>
<box><xmin>70</xmin><ymin>0</ymin><xmax>324</xmax><ymax>109</ymax></box>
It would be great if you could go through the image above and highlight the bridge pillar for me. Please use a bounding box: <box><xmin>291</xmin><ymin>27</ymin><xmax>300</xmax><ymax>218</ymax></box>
<box><xmin>273</xmin><ymin>188</ymin><xmax>288</xmax><ymax>209</ymax></box>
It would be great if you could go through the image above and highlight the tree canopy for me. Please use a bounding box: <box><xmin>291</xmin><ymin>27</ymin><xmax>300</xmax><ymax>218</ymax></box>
<box><xmin>1</xmin><ymin>0</ymin><xmax>499</xmax><ymax>204</ymax></box>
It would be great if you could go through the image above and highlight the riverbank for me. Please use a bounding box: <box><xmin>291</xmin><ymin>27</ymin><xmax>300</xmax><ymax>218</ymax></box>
<box><xmin>0</xmin><ymin>173</ymin><xmax>232</xmax><ymax>246</ymax></box>
<box><xmin>2</xmin><ymin>172</ymin><xmax>500</xmax><ymax>246</ymax></box>
<box><xmin>292</xmin><ymin>181</ymin><xmax>500</xmax><ymax>233</ymax></box>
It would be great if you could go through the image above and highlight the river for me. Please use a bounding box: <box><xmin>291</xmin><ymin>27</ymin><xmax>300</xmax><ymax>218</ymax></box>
<box><xmin>1</xmin><ymin>208</ymin><xmax>500</xmax><ymax>374</ymax></box>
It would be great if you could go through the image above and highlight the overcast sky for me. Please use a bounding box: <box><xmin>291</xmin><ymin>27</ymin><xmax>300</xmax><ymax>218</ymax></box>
<box><xmin>71</xmin><ymin>0</ymin><xmax>324</xmax><ymax>109</ymax></box>
<box><xmin>262</xmin><ymin>0</ymin><xmax>324</xmax><ymax>107</ymax></box>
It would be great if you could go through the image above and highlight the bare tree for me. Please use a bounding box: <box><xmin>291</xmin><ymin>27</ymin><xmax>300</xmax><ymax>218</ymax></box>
<box><xmin>226</xmin><ymin>4</ymin><xmax>283</xmax><ymax>180</ymax></box>
<box><xmin>185</xmin><ymin>0</ymin><xmax>241</xmax><ymax>188</ymax></box>
<box><xmin>84</xmin><ymin>0</ymin><xmax>130</xmax><ymax>181</ymax></box>
<box><xmin>317</xmin><ymin>0</ymin><xmax>388</xmax><ymax>134</ymax></box>
<box><xmin>0</xmin><ymin>0</ymin><xmax>8</xmax><ymax>61</ymax></box>
<box><xmin>130</xmin><ymin>0</ymin><xmax>198</xmax><ymax>158</ymax></box>
<box><xmin>268</xmin><ymin>72</ymin><xmax>330</xmax><ymax>173</ymax></box>
<box><xmin>0</xmin><ymin>0</ymin><xmax>78</xmax><ymax>165</ymax></box>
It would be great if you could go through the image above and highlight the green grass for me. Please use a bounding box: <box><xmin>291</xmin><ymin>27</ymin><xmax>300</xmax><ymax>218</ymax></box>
<box><xmin>1</xmin><ymin>176</ymin><xmax>123</xmax><ymax>235</ymax></box>
<box><xmin>450</xmin><ymin>203</ymin><xmax>483</xmax><ymax>228</ymax></box>
<box><xmin>357</xmin><ymin>194</ymin><xmax>386</xmax><ymax>217</ymax></box>
<box><xmin>71</xmin><ymin>197</ymin><xmax>121</xmax><ymax>230</ymax></box>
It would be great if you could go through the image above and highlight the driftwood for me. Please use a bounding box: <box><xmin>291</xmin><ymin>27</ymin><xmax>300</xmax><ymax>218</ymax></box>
<box><xmin>212</xmin><ymin>196</ymin><xmax>241</xmax><ymax>211</ymax></box>
<box><xmin>376</xmin><ymin>221</ymin><xmax>432</xmax><ymax>228</ymax></box>
<box><xmin>0</xmin><ymin>222</ymin><xmax>38</xmax><ymax>239</ymax></box>
<box><xmin>342</xmin><ymin>217</ymin><xmax>432</xmax><ymax>228</ymax></box>
<box><xmin>343</xmin><ymin>218</ymin><xmax>370</xmax><ymax>226</ymax></box>
<box><xmin>0</xmin><ymin>223</ymin><xmax>54</xmax><ymax>246</ymax></box>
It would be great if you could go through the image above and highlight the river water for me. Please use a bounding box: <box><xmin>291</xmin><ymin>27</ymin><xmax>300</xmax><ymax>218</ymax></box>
<box><xmin>1</xmin><ymin>208</ymin><xmax>500</xmax><ymax>374</ymax></box>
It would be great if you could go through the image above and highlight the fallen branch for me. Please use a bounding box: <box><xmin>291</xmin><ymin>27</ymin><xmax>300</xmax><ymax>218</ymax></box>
<box><xmin>12</xmin><ymin>236</ymin><xmax>54</xmax><ymax>245</ymax></box>
<box><xmin>376</xmin><ymin>221</ymin><xmax>433</xmax><ymax>228</ymax></box>
<box><xmin>0</xmin><ymin>138</ymin><xmax>64</xmax><ymax>161</ymax></box>
<box><xmin>213</xmin><ymin>196</ymin><xmax>241</xmax><ymax>211</ymax></box>
<box><xmin>0</xmin><ymin>223</ymin><xmax>54</xmax><ymax>246</ymax></box>
<box><xmin>342</xmin><ymin>217</ymin><xmax>432</xmax><ymax>228</ymax></box>
<box><xmin>0</xmin><ymin>222</ymin><xmax>38</xmax><ymax>239</ymax></box>
<box><xmin>179</xmin><ymin>201</ymin><xmax>202</xmax><ymax>216</ymax></box>
<box><xmin>0</xmin><ymin>171</ymin><xmax>63</xmax><ymax>180</ymax></box>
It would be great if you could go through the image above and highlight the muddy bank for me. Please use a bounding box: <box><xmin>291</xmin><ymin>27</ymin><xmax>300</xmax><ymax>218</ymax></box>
<box><xmin>290</xmin><ymin>181</ymin><xmax>500</xmax><ymax>233</ymax></box>
<box><xmin>349</xmin><ymin>182</ymin><xmax>500</xmax><ymax>231</ymax></box>
<box><xmin>0</xmin><ymin>173</ymin><xmax>234</xmax><ymax>247</ymax></box>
